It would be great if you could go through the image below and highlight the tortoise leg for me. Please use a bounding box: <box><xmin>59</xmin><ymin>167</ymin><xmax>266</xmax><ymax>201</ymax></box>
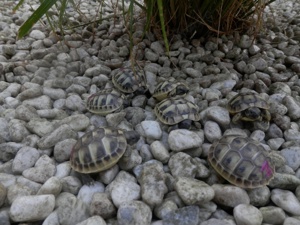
<box><xmin>262</xmin><ymin>109</ymin><xmax>271</xmax><ymax>121</ymax></box>
<box><xmin>74</xmin><ymin>171</ymin><xmax>95</xmax><ymax>186</ymax></box>
<box><xmin>232</xmin><ymin>113</ymin><xmax>242</xmax><ymax>123</ymax></box>
<box><xmin>178</xmin><ymin>120</ymin><xmax>192</xmax><ymax>129</ymax></box>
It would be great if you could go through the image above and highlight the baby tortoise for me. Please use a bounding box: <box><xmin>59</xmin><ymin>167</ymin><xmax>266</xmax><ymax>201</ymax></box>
<box><xmin>86</xmin><ymin>88</ymin><xmax>128</xmax><ymax>115</ymax></box>
<box><xmin>70</xmin><ymin>127</ymin><xmax>140</xmax><ymax>182</ymax></box>
<box><xmin>154</xmin><ymin>97</ymin><xmax>200</xmax><ymax>129</ymax></box>
<box><xmin>112</xmin><ymin>67</ymin><xmax>147</xmax><ymax>95</ymax></box>
<box><xmin>227</xmin><ymin>92</ymin><xmax>271</xmax><ymax>130</ymax></box>
<box><xmin>153</xmin><ymin>80</ymin><xmax>189</xmax><ymax>101</ymax></box>
<box><xmin>208</xmin><ymin>135</ymin><xmax>275</xmax><ymax>188</ymax></box>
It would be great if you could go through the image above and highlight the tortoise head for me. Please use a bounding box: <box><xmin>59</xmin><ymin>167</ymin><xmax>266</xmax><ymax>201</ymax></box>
<box><xmin>124</xmin><ymin>130</ymin><xmax>140</xmax><ymax>145</ymax></box>
<box><xmin>242</xmin><ymin>107</ymin><xmax>262</xmax><ymax>121</ymax></box>
<box><xmin>169</xmin><ymin>84</ymin><xmax>189</xmax><ymax>98</ymax></box>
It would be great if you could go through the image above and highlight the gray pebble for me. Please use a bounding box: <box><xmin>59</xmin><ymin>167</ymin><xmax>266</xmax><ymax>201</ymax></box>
<box><xmin>12</xmin><ymin>146</ymin><xmax>40</xmax><ymax>174</ymax></box>
<box><xmin>259</xmin><ymin>206</ymin><xmax>286</xmax><ymax>225</ymax></box>
<box><xmin>15</xmin><ymin>104</ymin><xmax>39</xmax><ymax>121</ymax></box>
<box><xmin>150</xmin><ymin>141</ymin><xmax>170</xmax><ymax>163</ymax></box>
<box><xmin>168</xmin><ymin>152</ymin><xmax>197</xmax><ymax>178</ymax></box>
<box><xmin>139</xmin><ymin>161</ymin><xmax>167</xmax><ymax>208</ymax></box>
<box><xmin>37</xmin><ymin>176</ymin><xmax>62</xmax><ymax>196</ymax></box>
<box><xmin>54</xmin><ymin>139</ymin><xmax>77</xmax><ymax>163</ymax></box>
<box><xmin>29</xmin><ymin>30</ymin><xmax>46</xmax><ymax>40</ymax></box>
<box><xmin>141</xmin><ymin>121</ymin><xmax>162</xmax><ymax>140</ymax></box>
<box><xmin>7</xmin><ymin>183</ymin><xmax>33</xmax><ymax>205</ymax></box>
<box><xmin>77</xmin><ymin>182</ymin><xmax>105</xmax><ymax>205</ymax></box>
<box><xmin>271</xmin><ymin>189</ymin><xmax>300</xmax><ymax>216</ymax></box>
<box><xmin>204</xmin><ymin>121</ymin><xmax>222</xmax><ymax>143</ymax></box>
<box><xmin>22</xmin><ymin>95</ymin><xmax>53</xmax><ymax>109</ymax></box>
<box><xmin>8</xmin><ymin>119</ymin><xmax>30</xmax><ymax>142</ymax></box>
<box><xmin>212</xmin><ymin>184</ymin><xmax>250</xmax><ymax>208</ymax></box>
<box><xmin>163</xmin><ymin>205</ymin><xmax>199</xmax><ymax>225</ymax></box>
<box><xmin>9</xmin><ymin>195</ymin><xmax>55</xmax><ymax>222</ymax></box>
<box><xmin>282</xmin><ymin>95</ymin><xmax>300</xmax><ymax>120</ymax></box>
<box><xmin>247</xmin><ymin>186</ymin><xmax>271</xmax><ymax>207</ymax></box>
<box><xmin>280</xmin><ymin>147</ymin><xmax>300</xmax><ymax>170</ymax></box>
<box><xmin>22</xmin><ymin>155</ymin><xmax>56</xmax><ymax>184</ymax></box>
<box><xmin>90</xmin><ymin>192</ymin><xmax>116</xmax><ymax>219</ymax></box>
<box><xmin>168</xmin><ymin>129</ymin><xmax>203</xmax><ymax>152</ymax></box>
<box><xmin>117</xmin><ymin>200</ymin><xmax>152</xmax><ymax>225</ymax></box>
<box><xmin>61</xmin><ymin>176</ymin><xmax>82</xmax><ymax>195</ymax></box>
<box><xmin>233</xmin><ymin>204</ymin><xmax>262</xmax><ymax>225</ymax></box>
<box><xmin>174</xmin><ymin>177</ymin><xmax>214</xmax><ymax>205</ymax></box>
<box><xmin>37</xmin><ymin>124</ymin><xmax>77</xmax><ymax>149</ymax></box>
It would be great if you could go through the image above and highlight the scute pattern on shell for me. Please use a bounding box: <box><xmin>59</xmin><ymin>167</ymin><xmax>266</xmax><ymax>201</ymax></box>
<box><xmin>70</xmin><ymin>127</ymin><xmax>127</xmax><ymax>173</ymax></box>
<box><xmin>208</xmin><ymin>135</ymin><xmax>275</xmax><ymax>188</ymax></box>
<box><xmin>153</xmin><ymin>81</ymin><xmax>188</xmax><ymax>101</ymax></box>
<box><xmin>86</xmin><ymin>88</ymin><xmax>124</xmax><ymax>115</ymax></box>
<box><xmin>154</xmin><ymin>97</ymin><xmax>200</xmax><ymax>125</ymax></box>
<box><xmin>228</xmin><ymin>92</ymin><xmax>269</xmax><ymax>113</ymax></box>
<box><xmin>112</xmin><ymin>67</ymin><xmax>147</xmax><ymax>93</ymax></box>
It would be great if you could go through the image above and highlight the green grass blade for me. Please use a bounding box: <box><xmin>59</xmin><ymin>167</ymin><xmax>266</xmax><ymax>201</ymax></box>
<box><xmin>13</xmin><ymin>0</ymin><xmax>25</xmax><ymax>13</ymax></box>
<box><xmin>157</xmin><ymin>0</ymin><xmax>169</xmax><ymax>55</ymax></box>
<box><xmin>17</xmin><ymin>0</ymin><xmax>58</xmax><ymax>39</ymax></box>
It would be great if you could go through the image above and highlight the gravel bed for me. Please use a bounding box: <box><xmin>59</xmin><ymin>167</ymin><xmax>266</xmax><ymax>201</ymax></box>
<box><xmin>0</xmin><ymin>0</ymin><xmax>300</xmax><ymax>224</ymax></box>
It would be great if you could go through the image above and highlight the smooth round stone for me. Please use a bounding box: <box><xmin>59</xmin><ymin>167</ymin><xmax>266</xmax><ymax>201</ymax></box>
<box><xmin>22</xmin><ymin>155</ymin><xmax>56</xmax><ymax>184</ymax></box>
<box><xmin>8</xmin><ymin>119</ymin><xmax>30</xmax><ymax>142</ymax></box>
<box><xmin>54</xmin><ymin>139</ymin><xmax>77</xmax><ymax>163</ymax></box>
<box><xmin>61</xmin><ymin>176</ymin><xmax>82</xmax><ymax>195</ymax></box>
<box><xmin>9</xmin><ymin>195</ymin><xmax>55</xmax><ymax>222</ymax></box>
<box><xmin>141</xmin><ymin>121</ymin><xmax>162</xmax><ymax>140</ymax></box>
<box><xmin>283</xmin><ymin>217</ymin><xmax>300</xmax><ymax>225</ymax></box>
<box><xmin>168</xmin><ymin>152</ymin><xmax>197</xmax><ymax>178</ymax></box>
<box><xmin>247</xmin><ymin>186</ymin><xmax>271</xmax><ymax>207</ymax></box>
<box><xmin>12</xmin><ymin>146</ymin><xmax>40</xmax><ymax>174</ymax></box>
<box><xmin>283</xmin><ymin>95</ymin><xmax>300</xmax><ymax>120</ymax></box>
<box><xmin>212</xmin><ymin>184</ymin><xmax>250</xmax><ymax>208</ymax></box>
<box><xmin>233</xmin><ymin>204</ymin><xmax>262</xmax><ymax>225</ymax></box>
<box><xmin>259</xmin><ymin>206</ymin><xmax>285</xmax><ymax>225</ymax></box>
<box><xmin>117</xmin><ymin>201</ymin><xmax>152</xmax><ymax>225</ymax></box>
<box><xmin>60</xmin><ymin>114</ymin><xmax>90</xmax><ymax>131</ymax></box>
<box><xmin>99</xmin><ymin>165</ymin><xmax>119</xmax><ymax>185</ymax></box>
<box><xmin>204</xmin><ymin>121</ymin><xmax>222</xmax><ymax>143</ymax></box>
<box><xmin>200</xmin><ymin>218</ymin><xmax>234</xmax><ymax>225</ymax></box>
<box><xmin>168</xmin><ymin>129</ymin><xmax>203</xmax><ymax>152</ymax></box>
<box><xmin>271</xmin><ymin>189</ymin><xmax>300</xmax><ymax>216</ymax></box>
<box><xmin>139</xmin><ymin>161</ymin><xmax>168</xmax><ymax>208</ymax></box>
<box><xmin>268</xmin><ymin>173</ymin><xmax>300</xmax><ymax>190</ymax></box>
<box><xmin>37</xmin><ymin>177</ymin><xmax>62</xmax><ymax>196</ymax></box>
<box><xmin>111</xmin><ymin>180</ymin><xmax>141</xmax><ymax>208</ymax></box>
<box><xmin>57</xmin><ymin>197</ymin><xmax>89</xmax><ymax>225</ymax></box>
<box><xmin>154</xmin><ymin>200</ymin><xmax>178</xmax><ymax>220</ymax></box>
<box><xmin>163</xmin><ymin>205</ymin><xmax>199</xmax><ymax>225</ymax></box>
<box><xmin>77</xmin><ymin>182</ymin><xmax>105</xmax><ymax>206</ymax></box>
<box><xmin>37</xmin><ymin>124</ymin><xmax>77</xmax><ymax>149</ymax></box>
<box><xmin>54</xmin><ymin>162</ymin><xmax>72</xmax><ymax>178</ymax></box>
<box><xmin>174</xmin><ymin>177</ymin><xmax>214</xmax><ymax>205</ymax></box>
<box><xmin>76</xmin><ymin>216</ymin><xmax>106</xmax><ymax>225</ymax></box>
<box><xmin>199</xmin><ymin>106</ymin><xmax>231</xmax><ymax>127</ymax></box>
<box><xmin>280</xmin><ymin>147</ymin><xmax>300</xmax><ymax>170</ymax></box>
<box><xmin>90</xmin><ymin>192</ymin><xmax>116</xmax><ymax>219</ymax></box>
<box><xmin>150</xmin><ymin>141</ymin><xmax>170</xmax><ymax>163</ymax></box>
<box><xmin>29</xmin><ymin>30</ymin><xmax>46</xmax><ymax>39</ymax></box>
<box><xmin>65</xmin><ymin>95</ymin><xmax>85</xmax><ymax>112</ymax></box>
<box><xmin>22</xmin><ymin>95</ymin><xmax>53</xmax><ymax>110</ymax></box>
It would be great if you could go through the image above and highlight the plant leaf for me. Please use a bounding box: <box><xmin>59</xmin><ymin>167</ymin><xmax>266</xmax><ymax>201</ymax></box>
<box><xmin>17</xmin><ymin>0</ymin><xmax>58</xmax><ymax>39</ymax></box>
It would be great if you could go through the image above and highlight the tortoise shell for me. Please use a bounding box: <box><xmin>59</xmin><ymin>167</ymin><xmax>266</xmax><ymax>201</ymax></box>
<box><xmin>112</xmin><ymin>67</ymin><xmax>147</xmax><ymax>94</ymax></box>
<box><xmin>208</xmin><ymin>135</ymin><xmax>275</xmax><ymax>188</ymax></box>
<box><xmin>153</xmin><ymin>81</ymin><xmax>189</xmax><ymax>101</ymax></box>
<box><xmin>86</xmin><ymin>88</ymin><xmax>124</xmax><ymax>115</ymax></box>
<box><xmin>154</xmin><ymin>97</ymin><xmax>200</xmax><ymax>125</ymax></box>
<box><xmin>70</xmin><ymin>127</ymin><xmax>128</xmax><ymax>173</ymax></box>
<box><xmin>227</xmin><ymin>92</ymin><xmax>270</xmax><ymax>122</ymax></box>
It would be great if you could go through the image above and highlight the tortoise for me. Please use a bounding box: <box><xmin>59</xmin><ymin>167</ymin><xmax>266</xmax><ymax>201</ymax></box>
<box><xmin>227</xmin><ymin>92</ymin><xmax>271</xmax><ymax>127</ymax></box>
<box><xmin>154</xmin><ymin>97</ymin><xmax>200</xmax><ymax>129</ymax></box>
<box><xmin>112</xmin><ymin>67</ymin><xmax>147</xmax><ymax>94</ymax></box>
<box><xmin>208</xmin><ymin>135</ymin><xmax>275</xmax><ymax>188</ymax></box>
<box><xmin>86</xmin><ymin>88</ymin><xmax>128</xmax><ymax>115</ymax></box>
<box><xmin>70</xmin><ymin>127</ymin><xmax>140</xmax><ymax>176</ymax></box>
<box><xmin>153</xmin><ymin>80</ymin><xmax>189</xmax><ymax>101</ymax></box>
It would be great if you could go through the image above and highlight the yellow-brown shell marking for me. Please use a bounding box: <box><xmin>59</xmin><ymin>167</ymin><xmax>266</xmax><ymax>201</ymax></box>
<box><xmin>208</xmin><ymin>135</ymin><xmax>275</xmax><ymax>188</ymax></box>
<box><xmin>112</xmin><ymin>67</ymin><xmax>147</xmax><ymax>93</ymax></box>
<box><xmin>70</xmin><ymin>127</ymin><xmax>127</xmax><ymax>173</ymax></box>
<box><xmin>155</xmin><ymin>97</ymin><xmax>200</xmax><ymax>125</ymax></box>
<box><xmin>86</xmin><ymin>88</ymin><xmax>124</xmax><ymax>115</ymax></box>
